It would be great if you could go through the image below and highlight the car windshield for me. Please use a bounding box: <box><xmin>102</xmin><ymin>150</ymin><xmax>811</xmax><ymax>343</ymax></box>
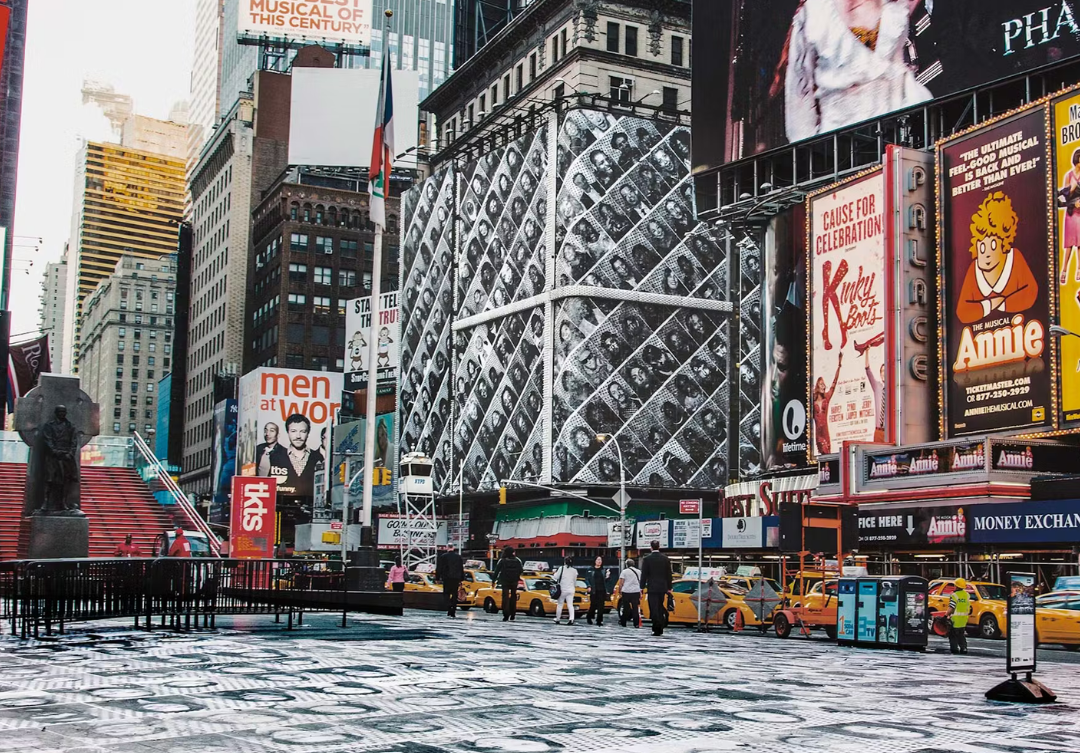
<box><xmin>526</xmin><ymin>578</ymin><xmax>553</xmax><ymax>591</ymax></box>
<box><xmin>576</xmin><ymin>579</ymin><xmax>588</xmax><ymax>589</ymax></box>
<box><xmin>976</xmin><ymin>584</ymin><xmax>1008</xmax><ymax>600</ymax></box>
<box><xmin>471</xmin><ymin>572</ymin><xmax>492</xmax><ymax>583</ymax></box>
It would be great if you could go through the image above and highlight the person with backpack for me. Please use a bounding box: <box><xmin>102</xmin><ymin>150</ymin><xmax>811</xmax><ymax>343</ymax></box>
<box><xmin>640</xmin><ymin>540</ymin><xmax>673</xmax><ymax>636</ymax></box>
<box><xmin>552</xmin><ymin>557</ymin><xmax>578</xmax><ymax>625</ymax></box>
<box><xmin>492</xmin><ymin>546</ymin><xmax>524</xmax><ymax>621</ymax></box>
<box><xmin>616</xmin><ymin>557</ymin><xmax>642</xmax><ymax>627</ymax></box>
<box><xmin>586</xmin><ymin>556</ymin><xmax>608</xmax><ymax>626</ymax></box>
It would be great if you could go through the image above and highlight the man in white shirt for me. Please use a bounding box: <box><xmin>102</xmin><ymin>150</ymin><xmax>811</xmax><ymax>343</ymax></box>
<box><xmin>616</xmin><ymin>558</ymin><xmax>642</xmax><ymax>628</ymax></box>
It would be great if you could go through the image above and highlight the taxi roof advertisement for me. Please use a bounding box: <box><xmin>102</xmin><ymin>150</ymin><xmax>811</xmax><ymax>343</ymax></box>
<box><xmin>936</xmin><ymin>106</ymin><xmax>1057</xmax><ymax>438</ymax></box>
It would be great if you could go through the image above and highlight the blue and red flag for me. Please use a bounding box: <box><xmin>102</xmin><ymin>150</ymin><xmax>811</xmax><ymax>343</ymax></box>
<box><xmin>368</xmin><ymin>50</ymin><xmax>395</xmax><ymax>228</ymax></box>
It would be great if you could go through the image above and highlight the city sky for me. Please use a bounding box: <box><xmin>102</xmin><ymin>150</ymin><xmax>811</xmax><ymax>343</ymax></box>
<box><xmin>12</xmin><ymin>0</ymin><xmax>195</xmax><ymax>338</ymax></box>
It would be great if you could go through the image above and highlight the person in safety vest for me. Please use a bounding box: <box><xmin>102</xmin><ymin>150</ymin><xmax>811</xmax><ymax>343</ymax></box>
<box><xmin>946</xmin><ymin>578</ymin><xmax>971</xmax><ymax>655</ymax></box>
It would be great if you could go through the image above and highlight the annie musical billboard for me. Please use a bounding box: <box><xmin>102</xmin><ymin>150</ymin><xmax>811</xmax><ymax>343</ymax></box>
<box><xmin>937</xmin><ymin>106</ymin><xmax>1056</xmax><ymax>437</ymax></box>
<box><xmin>808</xmin><ymin>170</ymin><xmax>890</xmax><ymax>458</ymax></box>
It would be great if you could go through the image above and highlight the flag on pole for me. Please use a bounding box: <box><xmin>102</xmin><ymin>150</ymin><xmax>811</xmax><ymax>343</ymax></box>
<box><xmin>6</xmin><ymin>334</ymin><xmax>50</xmax><ymax>413</ymax></box>
<box><xmin>368</xmin><ymin>50</ymin><xmax>395</xmax><ymax>228</ymax></box>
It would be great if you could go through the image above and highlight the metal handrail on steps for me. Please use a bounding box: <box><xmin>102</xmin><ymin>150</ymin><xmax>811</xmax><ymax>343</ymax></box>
<box><xmin>132</xmin><ymin>433</ymin><xmax>221</xmax><ymax>554</ymax></box>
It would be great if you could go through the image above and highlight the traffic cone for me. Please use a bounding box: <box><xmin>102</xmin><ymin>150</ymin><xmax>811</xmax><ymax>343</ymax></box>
<box><xmin>733</xmin><ymin>609</ymin><xmax>744</xmax><ymax>632</ymax></box>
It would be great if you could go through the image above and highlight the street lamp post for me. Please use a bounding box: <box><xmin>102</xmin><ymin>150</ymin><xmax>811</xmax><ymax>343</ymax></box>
<box><xmin>596</xmin><ymin>434</ymin><xmax>627</xmax><ymax>567</ymax></box>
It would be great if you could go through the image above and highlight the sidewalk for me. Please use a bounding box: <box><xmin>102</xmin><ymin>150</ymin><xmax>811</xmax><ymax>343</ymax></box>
<box><xmin>0</xmin><ymin>609</ymin><xmax>1075</xmax><ymax>752</ymax></box>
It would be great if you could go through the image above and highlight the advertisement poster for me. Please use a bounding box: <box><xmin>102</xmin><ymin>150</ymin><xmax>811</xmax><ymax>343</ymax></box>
<box><xmin>237</xmin><ymin>0</ymin><xmax>372</xmax><ymax>46</ymax></box>
<box><xmin>345</xmin><ymin>291</ymin><xmax>399</xmax><ymax>394</ymax></box>
<box><xmin>377</xmin><ymin>514</ymin><xmax>449</xmax><ymax>549</ymax></box>
<box><xmin>838</xmin><ymin>580</ymin><xmax>857</xmax><ymax>641</ymax></box>
<box><xmin>809</xmin><ymin>171</ymin><xmax>889</xmax><ymax>457</ymax></box>
<box><xmin>635</xmin><ymin>520</ymin><xmax>671</xmax><ymax>548</ymax></box>
<box><xmin>209</xmin><ymin>399</ymin><xmax>238</xmax><ymax>525</ymax></box>
<box><xmin>762</xmin><ymin>203</ymin><xmax>809</xmax><ymax>469</ymax></box>
<box><xmin>1007</xmin><ymin>571</ymin><xmax>1037</xmax><ymax>673</ymax></box>
<box><xmin>673</xmin><ymin>518</ymin><xmax>713</xmax><ymax>549</ymax></box>
<box><xmin>879</xmin><ymin>579</ymin><xmax>900</xmax><ymax>644</ymax></box>
<box><xmin>697</xmin><ymin>0</ymin><xmax>1080</xmax><ymax>170</ymax></box>
<box><xmin>904</xmin><ymin>590</ymin><xmax>927</xmax><ymax>635</ymax></box>
<box><xmin>856</xmin><ymin>580</ymin><xmax>879</xmax><ymax>642</ymax></box>
<box><xmin>237</xmin><ymin>368</ymin><xmax>343</xmax><ymax>503</ymax></box>
<box><xmin>1053</xmin><ymin>89</ymin><xmax>1080</xmax><ymax>424</ymax></box>
<box><xmin>230</xmin><ymin>476</ymin><xmax>277</xmax><ymax>559</ymax></box>
<box><xmin>938</xmin><ymin>107</ymin><xmax>1055</xmax><ymax>436</ymax></box>
<box><xmin>332</xmin><ymin>415</ymin><xmax>396</xmax><ymax>516</ymax></box>
<box><xmin>858</xmin><ymin>504</ymin><xmax>968</xmax><ymax>547</ymax></box>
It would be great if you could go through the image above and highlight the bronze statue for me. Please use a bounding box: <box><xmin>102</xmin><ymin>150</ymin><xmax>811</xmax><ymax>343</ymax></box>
<box><xmin>38</xmin><ymin>405</ymin><xmax>83</xmax><ymax>515</ymax></box>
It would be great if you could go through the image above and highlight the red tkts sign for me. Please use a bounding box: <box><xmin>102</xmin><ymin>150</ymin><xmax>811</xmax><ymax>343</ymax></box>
<box><xmin>679</xmin><ymin>499</ymin><xmax>701</xmax><ymax>515</ymax></box>
<box><xmin>230</xmin><ymin>476</ymin><xmax>277</xmax><ymax>558</ymax></box>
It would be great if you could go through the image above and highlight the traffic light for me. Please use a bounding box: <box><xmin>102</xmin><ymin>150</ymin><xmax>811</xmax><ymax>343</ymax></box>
<box><xmin>338</xmin><ymin>463</ymin><xmax>347</xmax><ymax>483</ymax></box>
<box><xmin>379</xmin><ymin>468</ymin><xmax>392</xmax><ymax>485</ymax></box>
<box><xmin>498</xmin><ymin>486</ymin><xmax>507</xmax><ymax>504</ymax></box>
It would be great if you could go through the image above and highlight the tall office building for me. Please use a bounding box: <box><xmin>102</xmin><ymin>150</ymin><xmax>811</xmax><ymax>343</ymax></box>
<box><xmin>38</xmin><ymin>249</ymin><xmax>68</xmax><ymax>370</ymax></box>
<box><xmin>63</xmin><ymin>131</ymin><xmax>187</xmax><ymax>371</ymax></box>
<box><xmin>0</xmin><ymin>0</ymin><xmax>28</xmax><ymax>312</ymax></box>
<box><xmin>188</xmin><ymin>0</ymin><xmax>224</xmax><ymax>162</ymax></box>
<box><xmin>363</xmin><ymin>0</ymin><xmax>456</xmax><ymax>102</ymax></box>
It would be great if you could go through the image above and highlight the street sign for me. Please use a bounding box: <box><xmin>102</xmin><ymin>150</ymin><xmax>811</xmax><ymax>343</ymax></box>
<box><xmin>330</xmin><ymin>521</ymin><xmax>343</xmax><ymax>530</ymax></box>
<box><xmin>613</xmin><ymin>488</ymin><xmax>630</xmax><ymax>509</ymax></box>
<box><xmin>680</xmin><ymin>499</ymin><xmax>701</xmax><ymax>515</ymax></box>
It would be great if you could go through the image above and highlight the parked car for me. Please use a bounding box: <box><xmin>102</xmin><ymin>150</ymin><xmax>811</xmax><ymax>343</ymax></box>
<box><xmin>928</xmin><ymin>579</ymin><xmax>1007</xmax><ymax>638</ymax></box>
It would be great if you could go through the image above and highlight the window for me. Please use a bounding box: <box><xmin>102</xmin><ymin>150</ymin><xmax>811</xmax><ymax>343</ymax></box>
<box><xmin>491</xmin><ymin>83</ymin><xmax>498</xmax><ymax>105</ymax></box>
<box><xmin>118</xmin><ymin>340</ymin><xmax>126</xmax><ymax>352</ymax></box>
<box><xmin>340</xmin><ymin>239</ymin><xmax>358</xmax><ymax>258</ymax></box>
<box><xmin>114</xmin><ymin>394</ymin><xmax>122</xmax><ymax>405</ymax></box>
<box><xmin>479</xmin><ymin>93</ymin><xmax>486</xmax><ymax>116</ymax></box>
<box><xmin>116</xmin><ymin>354</ymin><xmax>124</xmax><ymax>365</ymax></box>
<box><xmin>290</xmin><ymin>233</ymin><xmax>308</xmax><ymax>251</ymax></box>
<box><xmin>147</xmin><ymin>383</ymin><xmax>154</xmax><ymax>393</ymax></box>
<box><xmin>316</xmin><ymin>236</ymin><xmax>333</xmax><ymax>254</ymax></box>
<box><xmin>338</xmin><ymin>298</ymin><xmax>349</xmax><ymax>315</ymax></box>
<box><xmin>363</xmin><ymin>270</ymin><xmax>372</xmax><ymax>290</ymax></box>
<box><xmin>561</xmin><ymin>28</ymin><xmax>568</xmax><ymax>57</ymax></box>
<box><xmin>607</xmin><ymin>22</ymin><xmax>619</xmax><ymax>52</ymax></box>
<box><xmin>529</xmin><ymin>53</ymin><xmax>536</xmax><ymax>81</ymax></box>
<box><xmin>148</xmin><ymin>356</ymin><xmax>155</xmax><ymax>366</ymax></box>
<box><xmin>147</xmin><ymin>370</ymin><xmax>155</xmax><ymax>380</ymax></box>
<box><xmin>131</xmin><ymin>382</ymin><xmax>139</xmax><ymax>393</ymax></box>
<box><xmin>113</xmin><ymin>407</ymin><xmax>121</xmax><ymax>419</ymax></box>
<box><xmin>336</xmin><ymin>358</ymin><xmax>345</xmax><ymax>370</ymax></box>
<box><xmin>625</xmin><ymin>26</ymin><xmax>638</xmax><ymax>57</ymax></box>
<box><xmin>131</xmin><ymin>369</ymin><xmax>139</xmax><ymax>379</ymax></box>
<box><xmin>128</xmin><ymin>422</ymin><xmax>136</xmax><ymax>433</ymax></box>
<box><xmin>146</xmin><ymin>396</ymin><xmax>154</xmax><ymax>406</ymax></box>
<box><xmin>515</xmin><ymin>64</ymin><xmax>523</xmax><ymax>93</ymax></box>
<box><xmin>288</xmin><ymin>293</ymin><xmax>307</xmax><ymax>308</ymax></box>
<box><xmin>467</xmin><ymin>103</ymin><xmax>474</xmax><ymax>128</ymax></box>
<box><xmin>289</xmin><ymin>262</ymin><xmax>308</xmax><ymax>280</ymax></box>
<box><xmin>113</xmin><ymin>422</ymin><xmax>121</xmax><ymax>433</ymax></box>
<box><xmin>610</xmin><ymin>76</ymin><xmax>633</xmax><ymax>104</ymax></box>
<box><xmin>286</xmin><ymin>353</ymin><xmax>304</xmax><ymax>368</ymax></box>
<box><xmin>663</xmin><ymin>86</ymin><xmax>678</xmax><ymax>112</ymax></box>
<box><xmin>311</xmin><ymin>355</ymin><xmax>329</xmax><ymax>370</ymax></box>
<box><xmin>116</xmin><ymin>367</ymin><xmax>124</xmax><ymax>378</ymax></box>
<box><xmin>554</xmin><ymin>83</ymin><xmax>565</xmax><ymax>101</ymax></box>
<box><xmin>148</xmin><ymin>342</ymin><xmax>156</xmax><ymax>352</ymax></box>
<box><xmin>118</xmin><ymin>327</ymin><xmax>126</xmax><ymax>337</ymax></box>
<box><xmin>339</xmin><ymin>269</ymin><xmax>357</xmax><ymax>287</ymax></box>
<box><xmin>671</xmin><ymin>35</ymin><xmax>684</xmax><ymax>67</ymax></box>
<box><xmin>313</xmin><ymin>266</ymin><xmax>332</xmax><ymax>285</ymax></box>
<box><xmin>313</xmin><ymin>296</ymin><xmax>331</xmax><ymax>313</ymax></box>
<box><xmin>551</xmin><ymin>33</ymin><xmax>559</xmax><ymax>64</ymax></box>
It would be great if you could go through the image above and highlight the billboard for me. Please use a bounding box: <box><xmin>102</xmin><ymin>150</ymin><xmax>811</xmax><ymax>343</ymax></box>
<box><xmin>237</xmin><ymin>368</ymin><xmax>343</xmax><ymax>501</ymax></box>
<box><xmin>1053</xmin><ymin>88</ymin><xmax>1080</xmax><ymax>424</ymax></box>
<box><xmin>762</xmin><ymin>204</ymin><xmax>808</xmax><ymax>469</ymax></box>
<box><xmin>937</xmin><ymin>106</ymin><xmax>1055</xmax><ymax>437</ymax></box>
<box><xmin>857</xmin><ymin>503</ymin><xmax>969</xmax><ymax>547</ymax></box>
<box><xmin>230</xmin><ymin>476</ymin><xmax>277</xmax><ymax>559</ymax></box>
<box><xmin>377</xmin><ymin>514</ymin><xmax>449</xmax><ymax>549</ymax></box>
<box><xmin>809</xmin><ymin>170</ymin><xmax>890</xmax><ymax>457</ymax></box>
<box><xmin>345</xmin><ymin>291</ymin><xmax>399</xmax><ymax>394</ymax></box>
<box><xmin>289</xmin><ymin>68</ymin><xmax>418</xmax><ymax>168</ymax></box>
<box><xmin>694</xmin><ymin>0</ymin><xmax>1080</xmax><ymax>171</ymax></box>
<box><xmin>209</xmin><ymin>399</ymin><xmax>239</xmax><ymax>525</ymax></box>
<box><xmin>332</xmin><ymin>414</ymin><xmax>396</xmax><ymax>515</ymax></box>
<box><xmin>238</xmin><ymin>0</ymin><xmax>372</xmax><ymax>46</ymax></box>
<box><xmin>970</xmin><ymin>499</ymin><xmax>1080</xmax><ymax>544</ymax></box>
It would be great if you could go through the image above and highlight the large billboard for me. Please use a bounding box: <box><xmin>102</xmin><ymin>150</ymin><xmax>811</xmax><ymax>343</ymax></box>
<box><xmin>230</xmin><ymin>476</ymin><xmax>277</xmax><ymax>559</ymax></box>
<box><xmin>762</xmin><ymin>204</ymin><xmax>808</xmax><ymax>470</ymax></box>
<box><xmin>238</xmin><ymin>0</ymin><xmax>372</xmax><ymax>46</ymax></box>
<box><xmin>808</xmin><ymin>170</ymin><xmax>890</xmax><ymax>457</ymax></box>
<box><xmin>937</xmin><ymin>107</ymin><xmax>1055</xmax><ymax>437</ymax></box>
<box><xmin>694</xmin><ymin>0</ymin><xmax>1080</xmax><ymax>172</ymax></box>
<box><xmin>209</xmin><ymin>399</ymin><xmax>238</xmax><ymax>525</ymax></box>
<box><xmin>332</xmin><ymin>414</ymin><xmax>396</xmax><ymax>515</ymax></box>
<box><xmin>1053</xmin><ymin>88</ymin><xmax>1080</xmax><ymax>425</ymax></box>
<box><xmin>237</xmin><ymin>368</ymin><xmax>343</xmax><ymax>501</ymax></box>
<box><xmin>345</xmin><ymin>291</ymin><xmax>399</xmax><ymax>394</ymax></box>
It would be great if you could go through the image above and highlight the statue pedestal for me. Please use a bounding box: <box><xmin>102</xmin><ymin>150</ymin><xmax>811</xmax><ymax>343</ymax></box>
<box><xmin>27</xmin><ymin>516</ymin><xmax>89</xmax><ymax>559</ymax></box>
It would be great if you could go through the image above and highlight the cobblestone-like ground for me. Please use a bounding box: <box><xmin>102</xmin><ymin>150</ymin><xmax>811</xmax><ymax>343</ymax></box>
<box><xmin>0</xmin><ymin>610</ymin><xmax>1077</xmax><ymax>752</ymax></box>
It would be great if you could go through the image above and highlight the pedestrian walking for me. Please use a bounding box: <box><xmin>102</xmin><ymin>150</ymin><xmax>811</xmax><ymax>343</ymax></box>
<box><xmin>640</xmin><ymin>540</ymin><xmax>673</xmax><ymax>636</ymax></box>
<box><xmin>436</xmin><ymin>548</ymin><xmax>465</xmax><ymax>618</ymax></box>
<box><xmin>553</xmin><ymin>557</ymin><xmax>578</xmax><ymax>625</ymax></box>
<box><xmin>616</xmin><ymin>558</ymin><xmax>642</xmax><ymax>627</ymax></box>
<box><xmin>492</xmin><ymin>546</ymin><xmax>524</xmax><ymax>621</ymax></box>
<box><xmin>586</xmin><ymin>556</ymin><xmax>608</xmax><ymax>626</ymax></box>
<box><xmin>388</xmin><ymin>556</ymin><xmax>407</xmax><ymax>593</ymax></box>
<box><xmin>947</xmin><ymin>578</ymin><xmax>971</xmax><ymax>655</ymax></box>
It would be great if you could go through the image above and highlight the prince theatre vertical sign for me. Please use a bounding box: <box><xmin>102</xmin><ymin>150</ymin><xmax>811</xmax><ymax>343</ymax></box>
<box><xmin>937</xmin><ymin>107</ymin><xmax>1056</xmax><ymax>437</ymax></box>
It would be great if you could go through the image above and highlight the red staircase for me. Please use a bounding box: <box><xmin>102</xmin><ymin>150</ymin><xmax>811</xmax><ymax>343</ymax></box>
<box><xmin>0</xmin><ymin>463</ymin><xmax>201</xmax><ymax>559</ymax></box>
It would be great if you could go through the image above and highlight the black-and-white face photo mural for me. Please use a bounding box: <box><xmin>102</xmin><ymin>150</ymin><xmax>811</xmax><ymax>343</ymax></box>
<box><xmin>399</xmin><ymin>167</ymin><xmax>456</xmax><ymax>495</ymax></box>
<box><xmin>552</xmin><ymin>110</ymin><xmax>730</xmax><ymax>487</ymax></box>
<box><xmin>737</xmin><ymin>232</ymin><xmax>764</xmax><ymax>478</ymax></box>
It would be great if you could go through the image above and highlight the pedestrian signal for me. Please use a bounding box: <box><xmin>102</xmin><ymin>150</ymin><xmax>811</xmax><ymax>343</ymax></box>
<box><xmin>498</xmin><ymin>486</ymin><xmax>507</xmax><ymax>504</ymax></box>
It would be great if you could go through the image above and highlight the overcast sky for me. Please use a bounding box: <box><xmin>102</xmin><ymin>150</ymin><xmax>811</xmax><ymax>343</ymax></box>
<box><xmin>12</xmin><ymin>0</ymin><xmax>195</xmax><ymax>337</ymax></box>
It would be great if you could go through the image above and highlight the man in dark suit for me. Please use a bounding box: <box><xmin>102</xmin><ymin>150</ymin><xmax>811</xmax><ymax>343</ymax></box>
<box><xmin>640</xmin><ymin>539</ymin><xmax>673</xmax><ymax>636</ymax></box>
<box><xmin>436</xmin><ymin>548</ymin><xmax>466</xmax><ymax>618</ymax></box>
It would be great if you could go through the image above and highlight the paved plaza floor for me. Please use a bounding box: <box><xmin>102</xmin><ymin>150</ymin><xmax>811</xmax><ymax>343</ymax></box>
<box><xmin>0</xmin><ymin>609</ymin><xmax>1078</xmax><ymax>752</ymax></box>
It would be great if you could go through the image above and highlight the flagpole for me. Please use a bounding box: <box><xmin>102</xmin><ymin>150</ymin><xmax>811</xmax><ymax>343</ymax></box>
<box><xmin>360</xmin><ymin>8</ymin><xmax>394</xmax><ymax>551</ymax></box>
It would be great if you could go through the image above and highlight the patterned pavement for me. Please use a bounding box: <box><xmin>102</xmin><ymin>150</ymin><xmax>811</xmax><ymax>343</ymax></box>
<box><xmin>0</xmin><ymin>610</ymin><xmax>1077</xmax><ymax>752</ymax></box>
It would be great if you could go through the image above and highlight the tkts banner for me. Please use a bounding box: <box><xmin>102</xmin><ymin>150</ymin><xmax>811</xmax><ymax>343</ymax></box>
<box><xmin>230</xmin><ymin>476</ymin><xmax>277</xmax><ymax>558</ymax></box>
<box><xmin>809</xmin><ymin>170</ymin><xmax>890</xmax><ymax>457</ymax></box>
<box><xmin>937</xmin><ymin>106</ymin><xmax>1056</xmax><ymax>437</ymax></box>
<box><xmin>1053</xmin><ymin>88</ymin><xmax>1080</xmax><ymax>425</ymax></box>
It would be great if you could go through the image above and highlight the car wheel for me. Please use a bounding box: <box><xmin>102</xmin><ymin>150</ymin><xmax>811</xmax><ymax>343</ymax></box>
<box><xmin>484</xmin><ymin>597</ymin><xmax>497</xmax><ymax>614</ymax></box>
<box><xmin>1063</xmin><ymin>643</ymin><xmax>1080</xmax><ymax>652</ymax></box>
<box><xmin>980</xmin><ymin>614</ymin><xmax>1001</xmax><ymax>639</ymax></box>
<box><xmin>529</xmin><ymin>600</ymin><xmax>545</xmax><ymax>617</ymax></box>
<box><xmin>723</xmin><ymin>609</ymin><xmax>737</xmax><ymax>630</ymax></box>
<box><xmin>774</xmin><ymin>613</ymin><xmax>792</xmax><ymax>639</ymax></box>
<box><xmin>824</xmin><ymin>625</ymin><xmax>837</xmax><ymax>640</ymax></box>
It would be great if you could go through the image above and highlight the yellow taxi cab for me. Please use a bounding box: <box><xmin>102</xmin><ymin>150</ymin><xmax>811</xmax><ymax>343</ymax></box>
<box><xmin>638</xmin><ymin>579</ymin><xmax>769</xmax><ymax>629</ymax></box>
<box><xmin>478</xmin><ymin>574</ymin><xmax>589</xmax><ymax>617</ymax></box>
<box><xmin>385</xmin><ymin>565</ymin><xmax>478</xmax><ymax>609</ymax></box>
<box><xmin>722</xmin><ymin>575</ymin><xmax>784</xmax><ymax>598</ymax></box>
<box><xmin>928</xmin><ymin>579</ymin><xmax>1007</xmax><ymax>638</ymax></box>
<box><xmin>1035</xmin><ymin>591</ymin><xmax>1080</xmax><ymax>650</ymax></box>
<box><xmin>461</xmin><ymin>565</ymin><xmax>496</xmax><ymax>602</ymax></box>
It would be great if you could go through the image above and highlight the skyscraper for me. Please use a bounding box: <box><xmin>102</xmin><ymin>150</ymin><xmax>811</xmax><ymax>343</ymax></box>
<box><xmin>38</xmin><ymin>249</ymin><xmax>68</xmax><ymax>369</ymax></box>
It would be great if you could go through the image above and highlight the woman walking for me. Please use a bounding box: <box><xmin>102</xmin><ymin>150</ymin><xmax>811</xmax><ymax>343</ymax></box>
<box><xmin>388</xmin><ymin>556</ymin><xmax>407</xmax><ymax>592</ymax></box>
<box><xmin>586</xmin><ymin>556</ymin><xmax>608</xmax><ymax>626</ymax></box>
<box><xmin>553</xmin><ymin>557</ymin><xmax>578</xmax><ymax>625</ymax></box>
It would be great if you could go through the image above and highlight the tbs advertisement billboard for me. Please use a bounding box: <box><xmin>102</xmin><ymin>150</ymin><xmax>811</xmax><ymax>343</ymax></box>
<box><xmin>694</xmin><ymin>0</ymin><xmax>1080</xmax><ymax>172</ymax></box>
<box><xmin>808</xmin><ymin>170</ymin><xmax>890</xmax><ymax>457</ymax></box>
<box><xmin>237</xmin><ymin>368</ymin><xmax>343</xmax><ymax>501</ymax></box>
<box><xmin>937</xmin><ymin>107</ymin><xmax>1055</xmax><ymax>437</ymax></box>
